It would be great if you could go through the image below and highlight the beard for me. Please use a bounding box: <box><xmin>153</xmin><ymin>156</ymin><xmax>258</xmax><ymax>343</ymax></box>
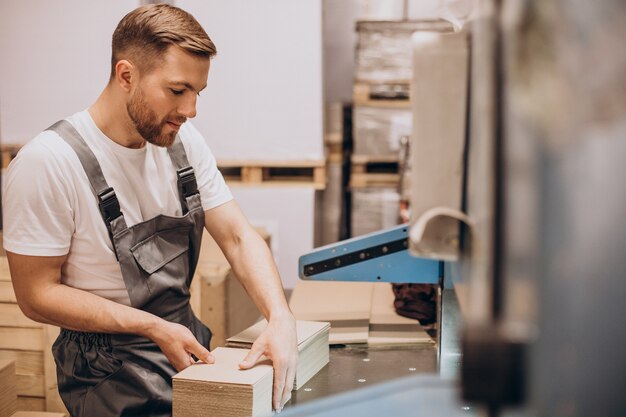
<box><xmin>127</xmin><ymin>87</ymin><xmax>182</xmax><ymax>148</ymax></box>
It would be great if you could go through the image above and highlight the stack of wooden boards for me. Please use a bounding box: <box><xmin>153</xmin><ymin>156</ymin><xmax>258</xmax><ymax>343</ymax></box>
<box><xmin>173</xmin><ymin>347</ymin><xmax>273</xmax><ymax>417</ymax></box>
<box><xmin>0</xmin><ymin>359</ymin><xmax>65</xmax><ymax>417</ymax></box>
<box><xmin>0</xmin><ymin>258</ymin><xmax>67</xmax><ymax>415</ymax></box>
<box><xmin>172</xmin><ymin>320</ymin><xmax>330</xmax><ymax>417</ymax></box>
<box><xmin>226</xmin><ymin>320</ymin><xmax>330</xmax><ymax>390</ymax></box>
<box><xmin>289</xmin><ymin>281</ymin><xmax>433</xmax><ymax>345</ymax></box>
<box><xmin>1</xmin><ymin>359</ymin><xmax>17</xmax><ymax>417</ymax></box>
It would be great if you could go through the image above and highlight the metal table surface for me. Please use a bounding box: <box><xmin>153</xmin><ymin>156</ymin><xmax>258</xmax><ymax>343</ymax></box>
<box><xmin>287</xmin><ymin>343</ymin><xmax>438</xmax><ymax>408</ymax></box>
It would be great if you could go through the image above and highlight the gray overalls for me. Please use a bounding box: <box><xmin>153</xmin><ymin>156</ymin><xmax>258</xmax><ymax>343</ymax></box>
<box><xmin>47</xmin><ymin>120</ymin><xmax>211</xmax><ymax>417</ymax></box>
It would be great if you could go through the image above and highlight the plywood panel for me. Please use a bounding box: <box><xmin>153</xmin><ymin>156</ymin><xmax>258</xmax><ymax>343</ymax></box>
<box><xmin>0</xmin><ymin>304</ymin><xmax>41</xmax><ymax>328</ymax></box>
<box><xmin>0</xmin><ymin>328</ymin><xmax>44</xmax><ymax>351</ymax></box>
<box><xmin>16</xmin><ymin>397</ymin><xmax>45</xmax><ymax>412</ymax></box>
<box><xmin>0</xmin><ymin>351</ymin><xmax>43</xmax><ymax>375</ymax></box>
<box><xmin>0</xmin><ymin>282</ymin><xmax>16</xmax><ymax>303</ymax></box>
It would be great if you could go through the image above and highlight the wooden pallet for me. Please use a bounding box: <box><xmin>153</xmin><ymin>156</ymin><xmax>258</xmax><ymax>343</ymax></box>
<box><xmin>353</xmin><ymin>82</ymin><xmax>411</xmax><ymax>108</ymax></box>
<box><xmin>217</xmin><ymin>160</ymin><xmax>326</xmax><ymax>189</ymax></box>
<box><xmin>324</xmin><ymin>132</ymin><xmax>343</xmax><ymax>164</ymax></box>
<box><xmin>350</xmin><ymin>154</ymin><xmax>400</xmax><ymax>188</ymax></box>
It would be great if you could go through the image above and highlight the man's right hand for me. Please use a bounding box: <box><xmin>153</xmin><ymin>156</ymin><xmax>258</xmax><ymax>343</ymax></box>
<box><xmin>145</xmin><ymin>319</ymin><xmax>214</xmax><ymax>372</ymax></box>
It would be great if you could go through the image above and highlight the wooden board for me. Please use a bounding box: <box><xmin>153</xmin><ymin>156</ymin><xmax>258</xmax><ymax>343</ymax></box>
<box><xmin>0</xmin><ymin>304</ymin><xmax>41</xmax><ymax>328</ymax></box>
<box><xmin>226</xmin><ymin>320</ymin><xmax>330</xmax><ymax>390</ymax></box>
<box><xmin>0</xmin><ymin>351</ymin><xmax>43</xmax><ymax>376</ymax></box>
<box><xmin>0</xmin><ymin>359</ymin><xmax>17</xmax><ymax>417</ymax></box>
<box><xmin>0</xmin><ymin>257</ymin><xmax>11</xmax><ymax>282</ymax></box>
<box><xmin>15</xmin><ymin>397</ymin><xmax>45</xmax><ymax>412</ymax></box>
<box><xmin>0</xmin><ymin>282</ymin><xmax>17</xmax><ymax>303</ymax></box>
<box><xmin>0</xmin><ymin>328</ymin><xmax>44</xmax><ymax>352</ymax></box>
<box><xmin>173</xmin><ymin>347</ymin><xmax>273</xmax><ymax>417</ymax></box>
<box><xmin>11</xmin><ymin>412</ymin><xmax>66</xmax><ymax>417</ymax></box>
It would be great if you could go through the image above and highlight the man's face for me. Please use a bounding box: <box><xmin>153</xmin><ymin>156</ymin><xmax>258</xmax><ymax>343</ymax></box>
<box><xmin>127</xmin><ymin>45</ymin><xmax>210</xmax><ymax>147</ymax></box>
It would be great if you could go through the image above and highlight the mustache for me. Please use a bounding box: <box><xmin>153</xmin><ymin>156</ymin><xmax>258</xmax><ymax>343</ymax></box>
<box><xmin>169</xmin><ymin>117</ymin><xmax>187</xmax><ymax>125</ymax></box>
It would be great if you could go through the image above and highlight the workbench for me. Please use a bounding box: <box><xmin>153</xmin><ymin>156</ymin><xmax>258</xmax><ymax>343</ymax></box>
<box><xmin>281</xmin><ymin>288</ymin><xmax>471</xmax><ymax>416</ymax></box>
<box><xmin>280</xmin><ymin>342</ymin><xmax>471</xmax><ymax>417</ymax></box>
<box><xmin>290</xmin><ymin>343</ymin><xmax>437</xmax><ymax>406</ymax></box>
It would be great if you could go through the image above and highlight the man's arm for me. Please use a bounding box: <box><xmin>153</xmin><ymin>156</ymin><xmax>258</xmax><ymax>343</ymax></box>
<box><xmin>7</xmin><ymin>252</ymin><xmax>213</xmax><ymax>371</ymax></box>
<box><xmin>204</xmin><ymin>200</ymin><xmax>298</xmax><ymax>412</ymax></box>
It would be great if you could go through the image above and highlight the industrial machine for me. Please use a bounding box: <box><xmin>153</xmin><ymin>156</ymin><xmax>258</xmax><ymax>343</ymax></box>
<box><xmin>283</xmin><ymin>0</ymin><xmax>625</xmax><ymax>416</ymax></box>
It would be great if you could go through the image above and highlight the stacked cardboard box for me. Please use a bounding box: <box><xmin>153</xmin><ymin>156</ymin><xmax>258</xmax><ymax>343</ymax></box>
<box><xmin>368</xmin><ymin>283</ymin><xmax>432</xmax><ymax>345</ymax></box>
<box><xmin>289</xmin><ymin>281</ymin><xmax>434</xmax><ymax>347</ymax></box>
<box><xmin>226</xmin><ymin>319</ymin><xmax>330</xmax><ymax>390</ymax></box>
<box><xmin>289</xmin><ymin>281</ymin><xmax>373</xmax><ymax>344</ymax></box>
<box><xmin>351</xmin><ymin>20</ymin><xmax>453</xmax><ymax>238</ymax></box>
<box><xmin>172</xmin><ymin>347</ymin><xmax>273</xmax><ymax>417</ymax></box>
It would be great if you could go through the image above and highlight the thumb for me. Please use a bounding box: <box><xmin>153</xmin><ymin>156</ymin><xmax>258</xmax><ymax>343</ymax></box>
<box><xmin>239</xmin><ymin>342</ymin><xmax>265</xmax><ymax>369</ymax></box>
<box><xmin>188</xmin><ymin>341</ymin><xmax>214</xmax><ymax>364</ymax></box>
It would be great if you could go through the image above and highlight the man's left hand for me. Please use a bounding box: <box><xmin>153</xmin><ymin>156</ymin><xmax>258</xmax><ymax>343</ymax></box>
<box><xmin>239</xmin><ymin>313</ymin><xmax>298</xmax><ymax>412</ymax></box>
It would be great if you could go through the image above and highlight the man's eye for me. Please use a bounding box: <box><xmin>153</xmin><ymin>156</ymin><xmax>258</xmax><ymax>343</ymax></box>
<box><xmin>170</xmin><ymin>89</ymin><xmax>184</xmax><ymax>95</ymax></box>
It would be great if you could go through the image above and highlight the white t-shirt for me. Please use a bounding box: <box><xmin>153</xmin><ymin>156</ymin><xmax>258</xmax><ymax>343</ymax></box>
<box><xmin>2</xmin><ymin>110</ymin><xmax>233</xmax><ymax>305</ymax></box>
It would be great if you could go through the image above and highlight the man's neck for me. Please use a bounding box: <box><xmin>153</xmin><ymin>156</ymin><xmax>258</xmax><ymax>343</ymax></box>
<box><xmin>89</xmin><ymin>86</ymin><xmax>146</xmax><ymax>149</ymax></box>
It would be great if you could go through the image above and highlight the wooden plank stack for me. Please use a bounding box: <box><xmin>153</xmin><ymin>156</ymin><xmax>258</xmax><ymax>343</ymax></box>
<box><xmin>172</xmin><ymin>347</ymin><xmax>273</xmax><ymax>417</ymax></box>
<box><xmin>1</xmin><ymin>359</ymin><xmax>17</xmax><ymax>417</ymax></box>
<box><xmin>0</xmin><ymin>258</ymin><xmax>66</xmax><ymax>415</ymax></box>
<box><xmin>226</xmin><ymin>319</ymin><xmax>330</xmax><ymax>390</ymax></box>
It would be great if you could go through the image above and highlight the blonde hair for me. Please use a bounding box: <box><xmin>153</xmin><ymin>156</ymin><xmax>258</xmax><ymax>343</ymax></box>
<box><xmin>110</xmin><ymin>4</ymin><xmax>216</xmax><ymax>78</ymax></box>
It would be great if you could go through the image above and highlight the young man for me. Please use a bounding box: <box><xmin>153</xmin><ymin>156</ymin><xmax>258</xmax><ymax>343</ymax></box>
<box><xmin>2</xmin><ymin>4</ymin><xmax>297</xmax><ymax>416</ymax></box>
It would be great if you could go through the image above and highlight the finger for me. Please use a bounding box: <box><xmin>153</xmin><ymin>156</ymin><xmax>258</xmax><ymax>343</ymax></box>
<box><xmin>171</xmin><ymin>352</ymin><xmax>192</xmax><ymax>372</ymax></box>
<box><xmin>187</xmin><ymin>340</ymin><xmax>214</xmax><ymax>364</ymax></box>
<box><xmin>281</xmin><ymin>366</ymin><xmax>296</xmax><ymax>408</ymax></box>
<box><xmin>272</xmin><ymin>364</ymin><xmax>287</xmax><ymax>411</ymax></box>
<box><xmin>239</xmin><ymin>342</ymin><xmax>265</xmax><ymax>369</ymax></box>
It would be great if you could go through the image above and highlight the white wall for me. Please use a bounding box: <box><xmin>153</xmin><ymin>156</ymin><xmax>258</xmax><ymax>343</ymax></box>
<box><xmin>0</xmin><ymin>1</ymin><xmax>322</xmax><ymax>289</ymax></box>
<box><xmin>0</xmin><ymin>0</ymin><xmax>137</xmax><ymax>143</ymax></box>
<box><xmin>177</xmin><ymin>0</ymin><xmax>324</xmax><ymax>161</ymax></box>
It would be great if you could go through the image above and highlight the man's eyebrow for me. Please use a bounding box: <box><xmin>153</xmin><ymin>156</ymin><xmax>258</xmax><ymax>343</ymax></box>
<box><xmin>170</xmin><ymin>81</ymin><xmax>207</xmax><ymax>92</ymax></box>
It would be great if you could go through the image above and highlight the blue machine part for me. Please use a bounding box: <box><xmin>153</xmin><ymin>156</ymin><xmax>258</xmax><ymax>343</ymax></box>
<box><xmin>299</xmin><ymin>224</ymin><xmax>442</xmax><ymax>284</ymax></box>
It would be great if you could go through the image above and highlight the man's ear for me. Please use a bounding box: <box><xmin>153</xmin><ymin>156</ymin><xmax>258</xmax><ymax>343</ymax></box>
<box><xmin>114</xmin><ymin>59</ymin><xmax>135</xmax><ymax>93</ymax></box>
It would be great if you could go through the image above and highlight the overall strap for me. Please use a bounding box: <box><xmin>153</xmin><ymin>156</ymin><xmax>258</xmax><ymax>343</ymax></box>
<box><xmin>46</xmin><ymin>120</ymin><xmax>126</xmax><ymax>258</ymax></box>
<box><xmin>167</xmin><ymin>138</ymin><xmax>200</xmax><ymax>214</ymax></box>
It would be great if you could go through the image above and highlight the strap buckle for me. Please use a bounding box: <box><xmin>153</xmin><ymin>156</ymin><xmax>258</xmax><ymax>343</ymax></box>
<box><xmin>98</xmin><ymin>187</ymin><xmax>122</xmax><ymax>224</ymax></box>
<box><xmin>177</xmin><ymin>167</ymin><xmax>199</xmax><ymax>198</ymax></box>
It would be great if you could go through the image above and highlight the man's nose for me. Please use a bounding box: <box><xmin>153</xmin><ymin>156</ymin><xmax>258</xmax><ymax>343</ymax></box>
<box><xmin>178</xmin><ymin>95</ymin><xmax>197</xmax><ymax>119</ymax></box>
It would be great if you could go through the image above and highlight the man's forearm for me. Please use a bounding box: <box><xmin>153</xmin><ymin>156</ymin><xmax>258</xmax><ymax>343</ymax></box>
<box><xmin>224</xmin><ymin>229</ymin><xmax>291</xmax><ymax>320</ymax></box>
<box><xmin>21</xmin><ymin>281</ymin><xmax>160</xmax><ymax>337</ymax></box>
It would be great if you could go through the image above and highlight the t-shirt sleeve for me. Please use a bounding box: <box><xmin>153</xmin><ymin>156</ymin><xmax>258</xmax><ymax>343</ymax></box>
<box><xmin>2</xmin><ymin>135</ymin><xmax>75</xmax><ymax>256</ymax></box>
<box><xmin>179</xmin><ymin>121</ymin><xmax>234</xmax><ymax>211</ymax></box>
